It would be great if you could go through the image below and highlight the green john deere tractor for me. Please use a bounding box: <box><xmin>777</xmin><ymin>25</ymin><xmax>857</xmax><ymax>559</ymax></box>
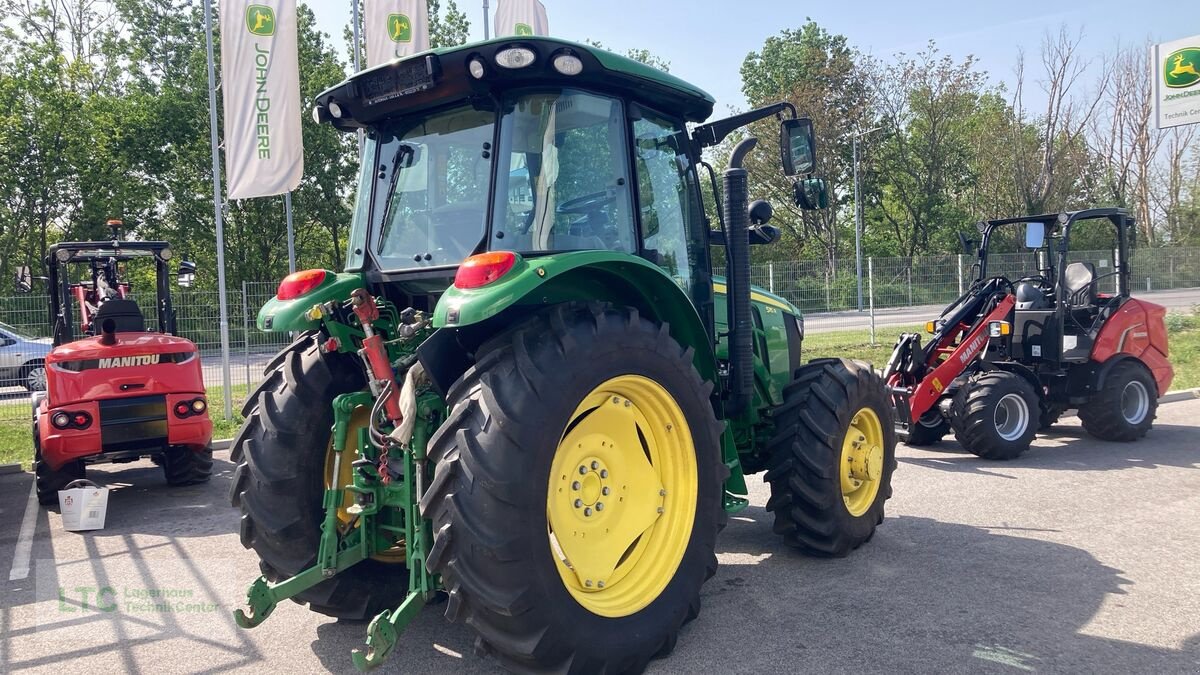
<box><xmin>229</xmin><ymin>37</ymin><xmax>896</xmax><ymax>672</ymax></box>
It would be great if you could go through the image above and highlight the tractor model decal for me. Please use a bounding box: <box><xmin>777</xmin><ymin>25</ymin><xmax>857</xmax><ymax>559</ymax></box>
<box><xmin>958</xmin><ymin>333</ymin><xmax>987</xmax><ymax>366</ymax></box>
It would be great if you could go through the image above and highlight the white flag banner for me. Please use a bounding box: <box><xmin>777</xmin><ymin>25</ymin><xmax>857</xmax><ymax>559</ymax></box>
<box><xmin>365</xmin><ymin>0</ymin><xmax>430</xmax><ymax>67</ymax></box>
<box><xmin>494</xmin><ymin>0</ymin><xmax>549</xmax><ymax>37</ymax></box>
<box><xmin>1152</xmin><ymin>35</ymin><xmax>1200</xmax><ymax>129</ymax></box>
<box><xmin>220</xmin><ymin>0</ymin><xmax>303</xmax><ymax>199</ymax></box>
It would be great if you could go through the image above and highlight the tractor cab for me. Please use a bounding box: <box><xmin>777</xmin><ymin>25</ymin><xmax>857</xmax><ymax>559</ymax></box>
<box><xmin>970</xmin><ymin>208</ymin><xmax>1136</xmax><ymax>363</ymax></box>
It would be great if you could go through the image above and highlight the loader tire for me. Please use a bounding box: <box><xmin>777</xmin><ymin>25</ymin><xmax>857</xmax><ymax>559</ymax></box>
<box><xmin>229</xmin><ymin>332</ymin><xmax>408</xmax><ymax>620</ymax></box>
<box><xmin>763</xmin><ymin>358</ymin><xmax>896</xmax><ymax>557</ymax></box>
<box><xmin>950</xmin><ymin>371</ymin><xmax>1037</xmax><ymax>460</ymax></box>
<box><xmin>34</xmin><ymin>424</ymin><xmax>84</xmax><ymax>506</ymax></box>
<box><xmin>163</xmin><ymin>445</ymin><xmax>213</xmax><ymax>486</ymax></box>
<box><xmin>902</xmin><ymin>412</ymin><xmax>950</xmax><ymax>447</ymax></box>
<box><xmin>421</xmin><ymin>303</ymin><xmax>725</xmax><ymax>673</ymax></box>
<box><xmin>1078</xmin><ymin>360</ymin><xmax>1157</xmax><ymax>441</ymax></box>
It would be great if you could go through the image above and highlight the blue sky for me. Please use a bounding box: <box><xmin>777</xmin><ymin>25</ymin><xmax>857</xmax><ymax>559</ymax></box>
<box><xmin>311</xmin><ymin>0</ymin><xmax>1190</xmax><ymax>115</ymax></box>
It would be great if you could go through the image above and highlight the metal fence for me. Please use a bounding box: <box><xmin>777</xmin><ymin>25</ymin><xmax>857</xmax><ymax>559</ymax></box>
<box><xmin>3</xmin><ymin>248</ymin><xmax>1199</xmax><ymax>425</ymax></box>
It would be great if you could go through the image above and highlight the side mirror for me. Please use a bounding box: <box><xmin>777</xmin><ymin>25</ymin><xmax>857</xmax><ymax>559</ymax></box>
<box><xmin>1024</xmin><ymin>222</ymin><xmax>1045</xmax><ymax>249</ymax></box>
<box><xmin>14</xmin><ymin>266</ymin><xmax>32</xmax><ymax>293</ymax></box>
<box><xmin>780</xmin><ymin>118</ymin><xmax>816</xmax><ymax>177</ymax></box>
<box><xmin>177</xmin><ymin>261</ymin><xmax>197</xmax><ymax>288</ymax></box>
<box><xmin>793</xmin><ymin>177</ymin><xmax>828</xmax><ymax>210</ymax></box>
<box><xmin>958</xmin><ymin>232</ymin><xmax>977</xmax><ymax>256</ymax></box>
<box><xmin>749</xmin><ymin>225</ymin><xmax>779</xmax><ymax>246</ymax></box>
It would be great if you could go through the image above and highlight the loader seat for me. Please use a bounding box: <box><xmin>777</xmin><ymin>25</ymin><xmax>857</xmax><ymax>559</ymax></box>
<box><xmin>1064</xmin><ymin>262</ymin><xmax>1097</xmax><ymax>308</ymax></box>
<box><xmin>92</xmin><ymin>298</ymin><xmax>146</xmax><ymax>334</ymax></box>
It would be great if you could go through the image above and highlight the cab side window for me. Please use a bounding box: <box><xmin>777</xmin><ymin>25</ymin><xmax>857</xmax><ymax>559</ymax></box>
<box><xmin>632</xmin><ymin>112</ymin><xmax>700</xmax><ymax>290</ymax></box>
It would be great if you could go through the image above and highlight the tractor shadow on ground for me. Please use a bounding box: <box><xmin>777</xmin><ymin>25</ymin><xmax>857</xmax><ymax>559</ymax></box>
<box><xmin>688</xmin><ymin>510</ymin><xmax>1200</xmax><ymax>673</ymax></box>
<box><xmin>900</xmin><ymin>423</ymin><xmax>1200</xmax><ymax>474</ymax></box>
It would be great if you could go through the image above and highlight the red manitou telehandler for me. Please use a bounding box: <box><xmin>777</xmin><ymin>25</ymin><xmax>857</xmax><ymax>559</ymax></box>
<box><xmin>15</xmin><ymin>223</ymin><xmax>213</xmax><ymax>504</ymax></box>
<box><xmin>884</xmin><ymin>208</ymin><xmax>1172</xmax><ymax>460</ymax></box>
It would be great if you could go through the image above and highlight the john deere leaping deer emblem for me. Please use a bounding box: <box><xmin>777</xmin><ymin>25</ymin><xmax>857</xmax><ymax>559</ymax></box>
<box><xmin>246</xmin><ymin>4</ymin><xmax>276</xmax><ymax>37</ymax></box>
<box><xmin>388</xmin><ymin>14</ymin><xmax>412</xmax><ymax>43</ymax></box>
<box><xmin>1165</xmin><ymin>49</ymin><xmax>1200</xmax><ymax>88</ymax></box>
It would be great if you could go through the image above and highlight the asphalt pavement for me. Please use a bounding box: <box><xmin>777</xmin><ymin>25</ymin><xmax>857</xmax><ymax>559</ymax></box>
<box><xmin>1</xmin><ymin>400</ymin><xmax>1198</xmax><ymax>673</ymax></box>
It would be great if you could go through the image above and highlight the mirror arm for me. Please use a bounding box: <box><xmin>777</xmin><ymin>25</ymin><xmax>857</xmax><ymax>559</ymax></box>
<box><xmin>692</xmin><ymin>101</ymin><xmax>796</xmax><ymax>150</ymax></box>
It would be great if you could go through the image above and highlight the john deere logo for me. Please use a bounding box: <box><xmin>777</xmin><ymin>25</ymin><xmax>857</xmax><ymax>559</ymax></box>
<box><xmin>388</xmin><ymin>13</ymin><xmax>412</xmax><ymax>43</ymax></box>
<box><xmin>246</xmin><ymin>5</ymin><xmax>276</xmax><ymax>36</ymax></box>
<box><xmin>514</xmin><ymin>23</ymin><xmax>534</xmax><ymax>36</ymax></box>
<box><xmin>1165</xmin><ymin>48</ymin><xmax>1200</xmax><ymax>88</ymax></box>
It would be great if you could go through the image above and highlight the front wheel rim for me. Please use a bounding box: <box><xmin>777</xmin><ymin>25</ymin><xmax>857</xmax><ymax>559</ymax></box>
<box><xmin>840</xmin><ymin>407</ymin><xmax>885</xmax><ymax>517</ymax></box>
<box><xmin>994</xmin><ymin>393</ymin><xmax>1030</xmax><ymax>442</ymax></box>
<box><xmin>546</xmin><ymin>375</ymin><xmax>697</xmax><ymax>618</ymax></box>
<box><xmin>1121</xmin><ymin>380</ymin><xmax>1150</xmax><ymax>425</ymax></box>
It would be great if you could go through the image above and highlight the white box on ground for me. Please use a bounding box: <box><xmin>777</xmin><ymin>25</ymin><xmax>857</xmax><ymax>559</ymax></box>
<box><xmin>58</xmin><ymin>480</ymin><xmax>109</xmax><ymax>531</ymax></box>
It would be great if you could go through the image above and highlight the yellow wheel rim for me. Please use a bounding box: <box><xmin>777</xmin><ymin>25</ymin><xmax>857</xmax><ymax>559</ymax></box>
<box><xmin>839</xmin><ymin>406</ymin><xmax>885</xmax><ymax>517</ymax></box>
<box><xmin>323</xmin><ymin>406</ymin><xmax>406</xmax><ymax>563</ymax></box>
<box><xmin>546</xmin><ymin>375</ymin><xmax>697</xmax><ymax>618</ymax></box>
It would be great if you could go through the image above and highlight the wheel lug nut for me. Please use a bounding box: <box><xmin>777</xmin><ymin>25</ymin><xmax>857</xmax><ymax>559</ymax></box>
<box><xmin>597</xmin><ymin>581</ymin><xmax>605</xmax><ymax>588</ymax></box>
<box><xmin>574</xmin><ymin>499</ymin><xmax>583</xmax><ymax>508</ymax></box>
<box><xmin>659</xmin><ymin>489</ymin><xmax>667</xmax><ymax>496</ymax></box>
<box><xmin>585</xmin><ymin>579</ymin><xmax>593</xmax><ymax>587</ymax></box>
<box><xmin>657</xmin><ymin>507</ymin><xmax>665</xmax><ymax>514</ymax></box>
<box><xmin>612</xmin><ymin>397</ymin><xmax>620</xmax><ymax>404</ymax></box>
<box><xmin>624</xmin><ymin>400</ymin><xmax>631</xmax><ymax>407</ymax></box>
<box><xmin>579</xmin><ymin>466</ymin><xmax>587</xmax><ymax>475</ymax></box>
<box><xmin>584</xmin><ymin>507</ymin><xmax>592</xmax><ymax>516</ymax></box>
<box><xmin>572</xmin><ymin>481</ymin><xmax>581</xmax><ymax>490</ymax></box>
<box><xmin>600</xmin><ymin>469</ymin><xmax>608</xmax><ymax>478</ymax></box>
<box><xmin>602</xmin><ymin>487</ymin><xmax>610</xmax><ymax>495</ymax></box>
<box><xmin>596</xmin><ymin>502</ymin><xmax>604</xmax><ymax>511</ymax></box>
<box><xmin>591</xmin><ymin>461</ymin><xmax>599</xmax><ymax>470</ymax></box>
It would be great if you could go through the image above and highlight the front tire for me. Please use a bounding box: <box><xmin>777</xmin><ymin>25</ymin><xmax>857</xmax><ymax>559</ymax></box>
<box><xmin>902</xmin><ymin>412</ymin><xmax>950</xmax><ymax>447</ymax></box>
<box><xmin>162</xmin><ymin>445</ymin><xmax>213</xmax><ymax>486</ymax></box>
<box><xmin>228</xmin><ymin>333</ymin><xmax>408</xmax><ymax>619</ymax></box>
<box><xmin>950</xmin><ymin>371</ymin><xmax>1038</xmax><ymax>460</ymax></box>
<box><xmin>34</xmin><ymin>423</ymin><xmax>84</xmax><ymax>505</ymax></box>
<box><xmin>1079</xmin><ymin>360</ymin><xmax>1157</xmax><ymax>441</ymax></box>
<box><xmin>420</xmin><ymin>303</ymin><xmax>725</xmax><ymax>673</ymax></box>
<box><xmin>763</xmin><ymin>358</ymin><xmax>897</xmax><ymax>557</ymax></box>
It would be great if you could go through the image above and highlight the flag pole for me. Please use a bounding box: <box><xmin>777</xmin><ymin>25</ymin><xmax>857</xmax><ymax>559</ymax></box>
<box><xmin>284</xmin><ymin>192</ymin><xmax>296</xmax><ymax>274</ymax></box>
<box><xmin>483</xmin><ymin>0</ymin><xmax>490</xmax><ymax>40</ymax></box>
<box><xmin>203</xmin><ymin>0</ymin><xmax>235</xmax><ymax>421</ymax></box>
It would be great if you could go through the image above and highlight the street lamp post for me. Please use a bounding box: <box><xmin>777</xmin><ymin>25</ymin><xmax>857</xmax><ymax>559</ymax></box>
<box><xmin>852</xmin><ymin>126</ymin><xmax>881</xmax><ymax>311</ymax></box>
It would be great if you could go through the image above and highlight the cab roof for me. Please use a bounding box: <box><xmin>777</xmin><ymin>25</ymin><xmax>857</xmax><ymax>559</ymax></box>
<box><xmin>313</xmin><ymin>36</ymin><xmax>716</xmax><ymax>130</ymax></box>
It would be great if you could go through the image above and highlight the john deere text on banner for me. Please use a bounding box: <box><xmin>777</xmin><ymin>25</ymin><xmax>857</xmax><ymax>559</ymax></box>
<box><xmin>220</xmin><ymin>0</ymin><xmax>303</xmax><ymax>199</ymax></box>
<box><xmin>1153</xmin><ymin>34</ymin><xmax>1200</xmax><ymax>129</ymax></box>
<box><xmin>494</xmin><ymin>0</ymin><xmax>549</xmax><ymax>37</ymax></box>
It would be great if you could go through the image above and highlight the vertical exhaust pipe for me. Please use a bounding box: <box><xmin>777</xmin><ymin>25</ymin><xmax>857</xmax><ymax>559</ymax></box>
<box><xmin>98</xmin><ymin>318</ymin><xmax>117</xmax><ymax>346</ymax></box>
<box><xmin>724</xmin><ymin>137</ymin><xmax>757</xmax><ymax>417</ymax></box>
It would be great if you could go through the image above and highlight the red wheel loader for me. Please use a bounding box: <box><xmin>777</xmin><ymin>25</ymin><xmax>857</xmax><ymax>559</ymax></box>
<box><xmin>15</xmin><ymin>225</ymin><xmax>213</xmax><ymax>504</ymax></box>
<box><xmin>884</xmin><ymin>208</ymin><xmax>1172</xmax><ymax>460</ymax></box>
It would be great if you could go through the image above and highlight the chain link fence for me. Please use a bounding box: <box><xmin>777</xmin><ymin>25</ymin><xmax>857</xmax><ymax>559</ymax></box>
<box><xmin>3</xmin><ymin>248</ymin><xmax>1199</xmax><ymax>426</ymax></box>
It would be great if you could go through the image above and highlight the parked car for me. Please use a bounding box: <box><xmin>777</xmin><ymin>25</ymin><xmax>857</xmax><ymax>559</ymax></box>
<box><xmin>0</xmin><ymin>320</ymin><xmax>51</xmax><ymax>391</ymax></box>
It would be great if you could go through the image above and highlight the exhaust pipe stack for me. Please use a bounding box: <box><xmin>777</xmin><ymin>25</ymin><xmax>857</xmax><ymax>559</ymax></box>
<box><xmin>98</xmin><ymin>318</ymin><xmax>118</xmax><ymax>346</ymax></box>
<box><xmin>724</xmin><ymin>137</ymin><xmax>757</xmax><ymax>417</ymax></box>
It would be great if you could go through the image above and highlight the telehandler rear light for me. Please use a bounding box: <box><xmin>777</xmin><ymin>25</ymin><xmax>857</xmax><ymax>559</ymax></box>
<box><xmin>277</xmin><ymin>269</ymin><xmax>327</xmax><ymax>300</ymax></box>
<box><xmin>454</xmin><ymin>251</ymin><xmax>518</xmax><ymax>289</ymax></box>
<box><xmin>52</xmin><ymin>412</ymin><xmax>70</xmax><ymax>428</ymax></box>
<box><xmin>175</xmin><ymin>398</ymin><xmax>208</xmax><ymax>418</ymax></box>
<box><xmin>51</xmin><ymin>411</ymin><xmax>91</xmax><ymax>429</ymax></box>
<box><xmin>988</xmin><ymin>321</ymin><xmax>1012</xmax><ymax>337</ymax></box>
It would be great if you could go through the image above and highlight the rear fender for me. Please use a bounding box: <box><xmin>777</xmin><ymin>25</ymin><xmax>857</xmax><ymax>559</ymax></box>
<box><xmin>1091</xmin><ymin>298</ymin><xmax>1173</xmax><ymax>396</ymax></box>
<box><xmin>256</xmin><ymin>271</ymin><xmax>367</xmax><ymax>332</ymax></box>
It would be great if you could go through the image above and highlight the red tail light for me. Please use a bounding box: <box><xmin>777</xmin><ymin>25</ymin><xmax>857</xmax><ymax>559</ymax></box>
<box><xmin>277</xmin><ymin>269</ymin><xmax>328</xmax><ymax>300</ymax></box>
<box><xmin>454</xmin><ymin>252</ymin><xmax>518</xmax><ymax>289</ymax></box>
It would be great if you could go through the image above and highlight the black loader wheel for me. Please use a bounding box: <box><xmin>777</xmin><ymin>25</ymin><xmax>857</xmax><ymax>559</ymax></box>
<box><xmin>228</xmin><ymin>333</ymin><xmax>409</xmax><ymax>619</ymax></box>
<box><xmin>1078</xmin><ymin>360</ymin><xmax>1158</xmax><ymax>442</ymax></box>
<box><xmin>902</xmin><ymin>412</ymin><xmax>950</xmax><ymax>447</ymax></box>
<box><xmin>420</xmin><ymin>303</ymin><xmax>725</xmax><ymax>673</ymax></box>
<box><xmin>1039</xmin><ymin>403</ymin><xmax>1067</xmax><ymax>431</ymax></box>
<box><xmin>950</xmin><ymin>371</ymin><xmax>1038</xmax><ymax>460</ymax></box>
<box><xmin>162</xmin><ymin>445</ymin><xmax>213</xmax><ymax>486</ymax></box>
<box><xmin>34</xmin><ymin>422</ymin><xmax>84</xmax><ymax>505</ymax></box>
<box><xmin>763</xmin><ymin>358</ymin><xmax>897</xmax><ymax>557</ymax></box>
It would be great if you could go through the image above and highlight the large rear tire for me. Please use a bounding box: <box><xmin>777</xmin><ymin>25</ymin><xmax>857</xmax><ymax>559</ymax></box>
<box><xmin>902</xmin><ymin>412</ymin><xmax>950</xmax><ymax>447</ymax></box>
<box><xmin>420</xmin><ymin>303</ymin><xmax>725</xmax><ymax>673</ymax></box>
<box><xmin>228</xmin><ymin>333</ymin><xmax>409</xmax><ymax>619</ymax></box>
<box><xmin>1078</xmin><ymin>360</ymin><xmax>1157</xmax><ymax>441</ymax></box>
<box><xmin>950</xmin><ymin>371</ymin><xmax>1038</xmax><ymax>460</ymax></box>
<box><xmin>34</xmin><ymin>423</ymin><xmax>84</xmax><ymax>506</ymax></box>
<box><xmin>763</xmin><ymin>358</ymin><xmax>896</xmax><ymax>557</ymax></box>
